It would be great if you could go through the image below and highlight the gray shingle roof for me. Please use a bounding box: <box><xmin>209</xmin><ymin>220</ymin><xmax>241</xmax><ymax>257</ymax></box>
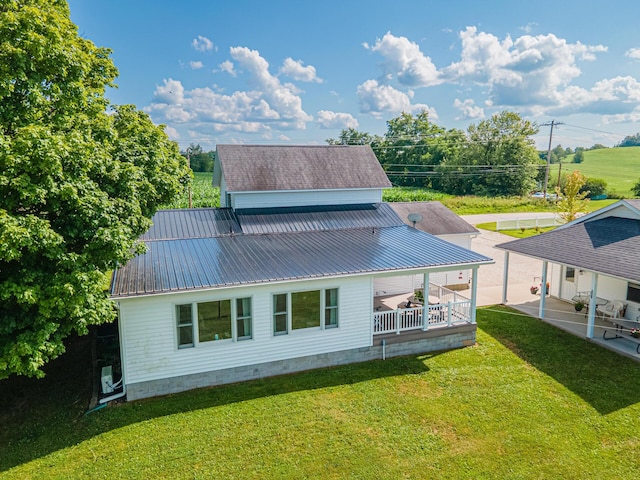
<box><xmin>215</xmin><ymin>144</ymin><xmax>391</xmax><ymax>192</ymax></box>
<box><xmin>111</xmin><ymin>225</ymin><xmax>492</xmax><ymax>298</ymax></box>
<box><xmin>496</xmin><ymin>216</ymin><xmax>640</xmax><ymax>283</ymax></box>
<box><xmin>388</xmin><ymin>201</ymin><xmax>478</xmax><ymax>236</ymax></box>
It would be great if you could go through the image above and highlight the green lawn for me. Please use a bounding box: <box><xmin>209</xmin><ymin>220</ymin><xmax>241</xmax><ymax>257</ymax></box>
<box><xmin>2</xmin><ymin>307</ymin><xmax>640</xmax><ymax>478</ymax></box>
<box><xmin>562</xmin><ymin>146</ymin><xmax>640</xmax><ymax>197</ymax></box>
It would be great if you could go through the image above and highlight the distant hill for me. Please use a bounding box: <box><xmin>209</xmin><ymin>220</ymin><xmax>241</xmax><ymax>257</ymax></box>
<box><xmin>560</xmin><ymin>146</ymin><xmax>640</xmax><ymax>197</ymax></box>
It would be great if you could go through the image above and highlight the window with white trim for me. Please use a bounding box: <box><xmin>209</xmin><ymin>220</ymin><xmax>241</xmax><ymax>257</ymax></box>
<box><xmin>176</xmin><ymin>297</ymin><xmax>252</xmax><ymax>348</ymax></box>
<box><xmin>176</xmin><ymin>304</ymin><xmax>194</xmax><ymax>348</ymax></box>
<box><xmin>273</xmin><ymin>288</ymin><xmax>339</xmax><ymax>335</ymax></box>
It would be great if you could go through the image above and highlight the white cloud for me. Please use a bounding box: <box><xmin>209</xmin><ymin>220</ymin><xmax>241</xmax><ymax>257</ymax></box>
<box><xmin>453</xmin><ymin>98</ymin><xmax>484</xmax><ymax>119</ymax></box>
<box><xmin>367</xmin><ymin>32</ymin><xmax>441</xmax><ymax>87</ymax></box>
<box><xmin>316</xmin><ymin>110</ymin><xmax>358</xmax><ymax>129</ymax></box>
<box><xmin>189</xmin><ymin>61</ymin><xmax>203</xmax><ymax>70</ymax></box>
<box><xmin>356</xmin><ymin>79</ymin><xmax>437</xmax><ymax>119</ymax></box>
<box><xmin>625</xmin><ymin>48</ymin><xmax>640</xmax><ymax>60</ymax></box>
<box><xmin>163</xmin><ymin>125</ymin><xmax>180</xmax><ymax>140</ymax></box>
<box><xmin>218</xmin><ymin>60</ymin><xmax>236</xmax><ymax>76</ymax></box>
<box><xmin>192</xmin><ymin>35</ymin><xmax>215</xmax><ymax>52</ymax></box>
<box><xmin>280</xmin><ymin>58</ymin><xmax>323</xmax><ymax>83</ymax></box>
<box><xmin>146</xmin><ymin>47</ymin><xmax>313</xmax><ymax>135</ymax></box>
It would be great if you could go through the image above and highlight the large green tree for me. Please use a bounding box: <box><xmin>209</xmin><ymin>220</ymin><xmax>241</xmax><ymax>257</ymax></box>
<box><xmin>439</xmin><ymin>111</ymin><xmax>540</xmax><ymax>196</ymax></box>
<box><xmin>0</xmin><ymin>0</ymin><xmax>190</xmax><ymax>378</ymax></box>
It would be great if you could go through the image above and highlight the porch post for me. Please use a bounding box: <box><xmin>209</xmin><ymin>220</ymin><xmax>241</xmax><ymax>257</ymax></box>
<box><xmin>538</xmin><ymin>261</ymin><xmax>549</xmax><ymax>319</ymax></box>
<box><xmin>502</xmin><ymin>251</ymin><xmax>510</xmax><ymax>304</ymax></box>
<box><xmin>422</xmin><ymin>272</ymin><xmax>430</xmax><ymax>330</ymax></box>
<box><xmin>586</xmin><ymin>273</ymin><xmax>599</xmax><ymax>339</ymax></box>
<box><xmin>470</xmin><ymin>266</ymin><xmax>478</xmax><ymax>324</ymax></box>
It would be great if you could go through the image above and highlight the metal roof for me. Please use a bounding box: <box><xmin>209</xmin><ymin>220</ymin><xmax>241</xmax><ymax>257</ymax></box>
<box><xmin>141</xmin><ymin>209</ymin><xmax>240</xmax><ymax>240</ymax></box>
<box><xmin>215</xmin><ymin>144</ymin><xmax>392</xmax><ymax>192</ymax></box>
<box><xmin>388</xmin><ymin>201</ymin><xmax>478</xmax><ymax>236</ymax></box>
<box><xmin>112</xmin><ymin>225</ymin><xmax>492</xmax><ymax>298</ymax></box>
<box><xmin>496</xmin><ymin>216</ymin><xmax>640</xmax><ymax>283</ymax></box>
<box><xmin>235</xmin><ymin>203</ymin><xmax>404</xmax><ymax>234</ymax></box>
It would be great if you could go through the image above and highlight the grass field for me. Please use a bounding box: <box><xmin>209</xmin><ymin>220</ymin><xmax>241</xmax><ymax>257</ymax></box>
<box><xmin>2</xmin><ymin>307</ymin><xmax>640</xmax><ymax>478</ymax></box>
<box><xmin>560</xmin><ymin>146</ymin><xmax>640</xmax><ymax>197</ymax></box>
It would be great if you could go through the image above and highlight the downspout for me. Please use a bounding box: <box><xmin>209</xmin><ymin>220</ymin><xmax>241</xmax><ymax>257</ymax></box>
<box><xmin>381</xmin><ymin>339</ymin><xmax>386</xmax><ymax>360</ymax></box>
<box><xmin>99</xmin><ymin>386</ymin><xmax>126</xmax><ymax>404</ymax></box>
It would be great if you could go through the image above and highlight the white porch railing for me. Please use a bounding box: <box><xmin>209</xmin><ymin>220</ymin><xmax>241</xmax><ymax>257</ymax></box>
<box><xmin>373</xmin><ymin>300</ymin><xmax>473</xmax><ymax>335</ymax></box>
<box><xmin>496</xmin><ymin>216</ymin><xmax>563</xmax><ymax>231</ymax></box>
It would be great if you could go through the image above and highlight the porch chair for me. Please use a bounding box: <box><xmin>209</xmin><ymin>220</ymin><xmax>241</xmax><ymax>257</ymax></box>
<box><xmin>596</xmin><ymin>300</ymin><xmax>627</xmax><ymax>323</ymax></box>
<box><xmin>571</xmin><ymin>290</ymin><xmax>592</xmax><ymax>305</ymax></box>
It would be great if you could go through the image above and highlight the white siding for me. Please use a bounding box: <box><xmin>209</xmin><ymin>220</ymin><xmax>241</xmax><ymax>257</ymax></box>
<box><xmin>373</xmin><ymin>275</ymin><xmax>414</xmax><ymax>296</ymax></box>
<box><xmin>230</xmin><ymin>189</ymin><xmax>383</xmax><ymax>209</ymax></box>
<box><xmin>118</xmin><ymin>276</ymin><xmax>373</xmax><ymax>385</ymax></box>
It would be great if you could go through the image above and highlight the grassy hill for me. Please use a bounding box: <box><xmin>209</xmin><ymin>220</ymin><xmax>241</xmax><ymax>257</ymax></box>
<box><xmin>559</xmin><ymin>146</ymin><xmax>640</xmax><ymax>197</ymax></box>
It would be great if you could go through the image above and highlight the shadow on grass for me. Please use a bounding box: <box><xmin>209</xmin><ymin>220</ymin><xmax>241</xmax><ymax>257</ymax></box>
<box><xmin>0</xmin><ymin>331</ymin><xmax>431</xmax><ymax>472</ymax></box>
<box><xmin>478</xmin><ymin>305</ymin><xmax>640</xmax><ymax>415</ymax></box>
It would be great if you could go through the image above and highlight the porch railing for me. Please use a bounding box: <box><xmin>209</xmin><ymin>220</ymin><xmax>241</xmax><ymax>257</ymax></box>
<box><xmin>373</xmin><ymin>300</ymin><xmax>473</xmax><ymax>335</ymax></box>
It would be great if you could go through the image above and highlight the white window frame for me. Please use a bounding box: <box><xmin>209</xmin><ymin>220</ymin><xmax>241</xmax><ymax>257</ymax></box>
<box><xmin>175</xmin><ymin>303</ymin><xmax>195</xmax><ymax>349</ymax></box>
<box><xmin>272</xmin><ymin>287</ymin><xmax>339</xmax><ymax>336</ymax></box>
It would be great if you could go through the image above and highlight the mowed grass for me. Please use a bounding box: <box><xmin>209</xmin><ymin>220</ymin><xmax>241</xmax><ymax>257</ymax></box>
<box><xmin>2</xmin><ymin>307</ymin><xmax>640</xmax><ymax>479</ymax></box>
<box><xmin>563</xmin><ymin>146</ymin><xmax>640</xmax><ymax>197</ymax></box>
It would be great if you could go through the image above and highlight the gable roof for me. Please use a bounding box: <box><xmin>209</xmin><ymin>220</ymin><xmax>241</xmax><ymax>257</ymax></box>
<box><xmin>496</xmin><ymin>216</ymin><xmax>640</xmax><ymax>283</ymax></box>
<box><xmin>388</xmin><ymin>201</ymin><xmax>478</xmax><ymax>236</ymax></box>
<box><xmin>111</xmin><ymin>205</ymin><xmax>492</xmax><ymax>298</ymax></box>
<box><xmin>214</xmin><ymin>144</ymin><xmax>391</xmax><ymax>192</ymax></box>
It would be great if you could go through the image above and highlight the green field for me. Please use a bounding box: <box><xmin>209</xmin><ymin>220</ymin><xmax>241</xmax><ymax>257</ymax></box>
<box><xmin>560</xmin><ymin>146</ymin><xmax>640</xmax><ymax>197</ymax></box>
<box><xmin>2</xmin><ymin>307</ymin><xmax>640</xmax><ymax>478</ymax></box>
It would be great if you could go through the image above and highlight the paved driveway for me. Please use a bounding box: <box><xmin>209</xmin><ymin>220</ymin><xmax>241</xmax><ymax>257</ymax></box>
<box><xmin>461</xmin><ymin>214</ymin><xmax>552</xmax><ymax>307</ymax></box>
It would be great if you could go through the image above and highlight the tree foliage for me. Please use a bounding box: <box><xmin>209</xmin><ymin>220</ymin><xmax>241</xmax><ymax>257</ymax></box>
<box><xmin>182</xmin><ymin>143</ymin><xmax>214</xmax><ymax>172</ymax></box>
<box><xmin>632</xmin><ymin>179</ymin><xmax>640</xmax><ymax>197</ymax></box>
<box><xmin>0</xmin><ymin>1</ymin><xmax>190</xmax><ymax>378</ymax></box>
<box><xmin>556</xmin><ymin>171</ymin><xmax>589</xmax><ymax>222</ymax></box>
<box><xmin>618</xmin><ymin>132</ymin><xmax>640</xmax><ymax>147</ymax></box>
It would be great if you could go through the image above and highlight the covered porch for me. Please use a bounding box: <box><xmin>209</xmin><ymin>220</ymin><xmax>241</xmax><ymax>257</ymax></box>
<box><xmin>372</xmin><ymin>282</ymin><xmax>474</xmax><ymax>335</ymax></box>
<box><xmin>509</xmin><ymin>296</ymin><xmax>640</xmax><ymax>361</ymax></box>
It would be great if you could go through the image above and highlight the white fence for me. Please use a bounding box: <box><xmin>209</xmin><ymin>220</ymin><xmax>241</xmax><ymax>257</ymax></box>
<box><xmin>373</xmin><ymin>300</ymin><xmax>472</xmax><ymax>335</ymax></box>
<box><xmin>496</xmin><ymin>216</ymin><xmax>563</xmax><ymax>231</ymax></box>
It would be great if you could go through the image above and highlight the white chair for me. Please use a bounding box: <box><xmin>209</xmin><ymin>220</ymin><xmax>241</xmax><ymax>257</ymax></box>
<box><xmin>596</xmin><ymin>300</ymin><xmax>626</xmax><ymax>322</ymax></box>
<box><xmin>571</xmin><ymin>290</ymin><xmax>592</xmax><ymax>304</ymax></box>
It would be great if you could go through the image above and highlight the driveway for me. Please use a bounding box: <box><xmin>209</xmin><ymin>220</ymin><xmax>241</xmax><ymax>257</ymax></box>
<box><xmin>461</xmin><ymin>213</ymin><xmax>553</xmax><ymax>307</ymax></box>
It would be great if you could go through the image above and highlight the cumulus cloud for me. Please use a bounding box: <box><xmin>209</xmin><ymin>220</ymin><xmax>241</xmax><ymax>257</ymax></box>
<box><xmin>356</xmin><ymin>79</ymin><xmax>436</xmax><ymax>119</ymax></box>
<box><xmin>453</xmin><ymin>98</ymin><xmax>484</xmax><ymax>119</ymax></box>
<box><xmin>366</xmin><ymin>32</ymin><xmax>441</xmax><ymax>87</ymax></box>
<box><xmin>218</xmin><ymin>60</ymin><xmax>236</xmax><ymax>76</ymax></box>
<box><xmin>146</xmin><ymin>47</ymin><xmax>312</xmax><ymax>135</ymax></box>
<box><xmin>625</xmin><ymin>48</ymin><xmax>640</xmax><ymax>60</ymax></box>
<box><xmin>192</xmin><ymin>35</ymin><xmax>215</xmax><ymax>52</ymax></box>
<box><xmin>189</xmin><ymin>61</ymin><xmax>203</xmax><ymax>70</ymax></box>
<box><xmin>316</xmin><ymin>110</ymin><xmax>358</xmax><ymax>129</ymax></box>
<box><xmin>280</xmin><ymin>58</ymin><xmax>323</xmax><ymax>83</ymax></box>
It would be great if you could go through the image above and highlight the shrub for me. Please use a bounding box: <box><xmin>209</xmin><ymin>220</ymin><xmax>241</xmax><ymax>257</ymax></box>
<box><xmin>581</xmin><ymin>178</ymin><xmax>607</xmax><ymax>198</ymax></box>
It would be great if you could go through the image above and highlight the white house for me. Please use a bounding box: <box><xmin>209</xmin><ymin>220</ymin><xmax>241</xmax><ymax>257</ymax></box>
<box><xmin>496</xmin><ymin>199</ymin><xmax>640</xmax><ymax>340</ymax></box>
<box><xmin>110</xmin><ymin>145</ymin><xmax>492</xmax><ymax>401</ymax></box>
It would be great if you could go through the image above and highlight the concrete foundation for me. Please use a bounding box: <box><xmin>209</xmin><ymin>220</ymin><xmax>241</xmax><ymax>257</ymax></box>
<box><xmin>125</xmin><ymin>324</ymin><xmax>476</xmax><ymax>401</ymax></box>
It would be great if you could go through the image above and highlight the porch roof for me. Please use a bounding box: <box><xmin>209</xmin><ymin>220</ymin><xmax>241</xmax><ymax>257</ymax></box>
<box><xmin>496</xmin><ymin>216</ymin><xmax>640</xmax><ymax>283</ymax></box>
<box><xmin>111</xmin><ymin>225</ymin><xmax>492</xmax><ymax>298</ymax></box>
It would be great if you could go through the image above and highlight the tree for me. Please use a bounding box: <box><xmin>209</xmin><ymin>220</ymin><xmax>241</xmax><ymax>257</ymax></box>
<box><xmin>632</xmin><ymin>179</ymin><xmax>640</xmax><ymax>197</ymax></box>
<box><xmin>556</xmin><ymin>171</ymin><xmax>589</xmax><ymax>222</ymax></box>
<box><xmin>0</xmin><ymin>1</ymin><xmax>190</xmax><ymax>378</ymax></box>
<box><xmin>573</xmin><ymin>149</ymin><xmax>585</xmax><ymax>163</ymax></box>
<box><xmin>618</xmin><ymin>132</ymin><xmax>640</xmax><ymax>147</ymax></box>
<box><xmin>326</xmin><ymin>128</ymin><xmax>380</xmax><ymax>146</ymax></box>
<box><xmin>182</xmin><ymin>143</ymin><xmax>214</xmax><ymax>172</ymax></box>
<box><xmin>440</xmin><ymin>111</ymin><xmax>540</xmax><ymax>196</ymax></box>
<box><xmin>581</xmin><ymin>177</ymin><xmax>607</xmax><ymax>198</ymax></box>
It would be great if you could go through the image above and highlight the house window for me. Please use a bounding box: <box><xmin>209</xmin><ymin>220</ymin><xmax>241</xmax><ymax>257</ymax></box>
<box><xmin>176</xmin><ymin>304</ymin><xmax>194</xmax><ymax>348</ymax></box>
<box><xmin>236</xmin><ymin>297</ymin><xmax>252</xmax><ymax>340</ymax></box>
<box><xmin>325</xmin><ymin>288</ymin><xmax>338</xmax><ymax>328</ymax></box>
<box><xmin>273</xmin><ymin>293</ymin><xmax>288</xmax><ymax>335</ymax></box>
<box><xmin>292</xmin><ymin>290</ymin><xmax>321</xmax><ymax>330</ymax></box>
<box><xmin>628</xmin><ymin>283</ymin><xmax>640</xmax><ymax>303</ymax></box>
<box><xmin>565</xmin><ymin>267</ymin><xmax>575</xmax><ymax>283</ymax></box>
<box><xmin>198</xmin><ymin>300</ymin><xmax>232</xmax><ymax>342</ymax></box>
<box><xmin>273</xmin><ymin>288</ymin><xmax>338</xmax><ymax>335</ymax></box>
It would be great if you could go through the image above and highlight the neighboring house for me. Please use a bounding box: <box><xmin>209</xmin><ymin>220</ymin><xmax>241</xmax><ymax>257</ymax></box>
<box><xmin>496</xmin><ymin>199</ymin><xmax>640</xmax><ymax>338</ymax></box>
<box><xmin>110</xmin><ymin>145</ymin><xmax>492</xmax><ymax>401</ymax></box>
<box><xmin>386</xmin><ymin>202</ymin><xmax>479</xmax><ymax>292</ymax></box>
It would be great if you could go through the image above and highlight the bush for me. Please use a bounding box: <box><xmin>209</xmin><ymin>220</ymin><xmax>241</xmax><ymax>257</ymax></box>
<box><xmin>581</xmin><ymin>178</ymin><xmax>607</xmax><ymax>198</ymax></box>
<box><xmin>632</xmin><ymin>179</ymin><xmax>640</xmax><ymax>197</ymax></box>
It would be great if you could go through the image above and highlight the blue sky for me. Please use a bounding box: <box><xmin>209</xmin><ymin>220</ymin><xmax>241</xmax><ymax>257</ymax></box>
<box><xmin>68</xmin><ymin>0</ymin><xmax>640</xmax><ymax>151</ymax></box>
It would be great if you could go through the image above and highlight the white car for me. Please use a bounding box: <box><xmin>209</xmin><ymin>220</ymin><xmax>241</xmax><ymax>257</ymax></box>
<box><xmin>531</xmin><ymin>191</ymin><xmax>560</xmax><ymax>200</ymax></box>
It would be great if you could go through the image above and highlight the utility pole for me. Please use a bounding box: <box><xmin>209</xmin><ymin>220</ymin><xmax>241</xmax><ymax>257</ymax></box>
<box><xmin>541</xmin><ymin>120</ymin><xmax>564</xmax><ymax>199</ymax></box>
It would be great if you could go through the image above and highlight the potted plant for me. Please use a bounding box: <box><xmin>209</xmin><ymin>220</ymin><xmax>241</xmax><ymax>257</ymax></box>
<box><xmin>574</xmin><ymin>301</ymin><xmax>584</xmax><ymax>312</ymax></box>
<box><xmin>530</xmin><ymin>285</ymin><xmax>539</xmax><ymax>295</ymax></box>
